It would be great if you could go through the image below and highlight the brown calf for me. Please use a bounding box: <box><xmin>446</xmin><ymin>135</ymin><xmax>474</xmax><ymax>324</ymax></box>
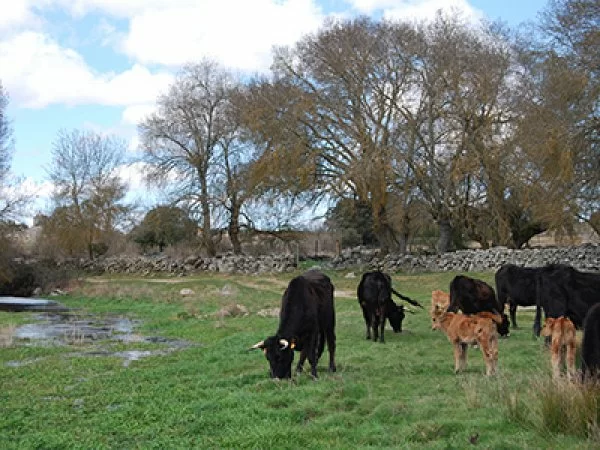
<box><xmin>432</xmin><ymin>312</ymin><xmax>499</xmax><ymax>376</ymax></box>
<box><xmin>431</xmin><ymin>290</ymin><xmax>450</xmax><ymax>319</ymax></box>
<box><xmin>541</xmin><ymin>316</ymin><xmax>577</xmax><ymax>380</ymax></box>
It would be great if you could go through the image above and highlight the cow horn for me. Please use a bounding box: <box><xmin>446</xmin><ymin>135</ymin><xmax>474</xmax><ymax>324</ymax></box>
<box><xmin>279</xmin><ymin>339</ymin><xmax>289</xmax><ymax>350</ymax></box>
<box><xmin>249</xmin><ymin>340</ymin><xmax>265</xmax><ymax>350</ymax></box>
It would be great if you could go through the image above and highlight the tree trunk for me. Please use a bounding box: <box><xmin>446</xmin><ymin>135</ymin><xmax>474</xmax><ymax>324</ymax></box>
<box><xmin>373</xmin><ymin>205</ymin><xmax>397</xmax><ymax>255</ymax></box>
<box><xmin>436</xmin><ymin>218</ymin><xmax>453</xmax><ymax>254</ymax></box>
<box><xmin>228</xmin><ymin>201</ymin><xmax>242</xmax><ymax>255</ymax></box>
<box><xmin>201</xmin><ymin>184</ymin><xmax>216</xmax><ymax>257</ymax></box>
<box><xmin>397</xmin><ymin>232</ymin><xmax>408</xmax><ymax>255</ymax></box>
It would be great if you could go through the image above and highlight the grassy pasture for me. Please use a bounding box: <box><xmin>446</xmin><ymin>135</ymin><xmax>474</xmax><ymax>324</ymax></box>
<box><xmin>0</xmin><ymin>269</ymin><xmax>595</xmax><ymax>449</ymax></box>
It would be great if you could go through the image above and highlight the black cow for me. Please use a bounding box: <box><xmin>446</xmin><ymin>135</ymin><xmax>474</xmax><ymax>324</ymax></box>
<box><xmin>534</xmin><ymin>264</ymin><xmax>600</xmax><ymax>337</ymax></box>
<box><xmin>495</xmin><ymin>264</ymin><xmax>541</xmax><ymax>329</ymax></box>
<box><xmin>357</xmin><ymin>271</ymin><xmax>423</xmax><ymax>343</ymax></box>
<box><xmin>448</xmin><ymin>275</ymin><xmax>510</xmax><ymax>337</ymax></box>
<box><xmin>250</xmin><ymin>270</ymin><xmax>336</xmax><ymax>379</ymax></box>
<box><xmin>582</xmin><ymin>302</ymin><xmax>600</xmax><ymax>380</ymax></box>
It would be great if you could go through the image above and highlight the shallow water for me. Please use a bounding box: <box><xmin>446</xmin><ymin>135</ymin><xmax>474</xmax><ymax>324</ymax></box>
<box><xmin>7</xmin><ymin>313</ymin><xmax>194</xmax><ymax>368</ymax></box>
<box><xmin>14</xmin><ymin>314</ymin><xmax>138</xmax><ymax>343</ymax></box>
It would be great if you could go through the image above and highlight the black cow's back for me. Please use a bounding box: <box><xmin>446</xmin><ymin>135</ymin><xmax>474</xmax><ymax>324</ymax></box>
<box><xmin>278</xmin><ymin>270</ymin><xmax>335</xmax><ymax>344</ymax></box>
<box><xmin>449</xmin><ymin>275</ymin><xmax>510</xmax><ymax>336</ymax></box>
<box><xmin>495</xmin><ymin>264</ymin><xmax>539</xmax><ymax>307</ymax></box>
<box><xmin>536</xmin><ymin>264</ymin><xmax>600</xmax><ymax>328</ymax></box>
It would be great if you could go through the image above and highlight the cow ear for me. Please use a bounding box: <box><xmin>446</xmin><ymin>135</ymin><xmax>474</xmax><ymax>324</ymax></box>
<box><xmin>290</xmin><ymin>339</ymin><xmax>296</xmax><ymax>349</ymax></box>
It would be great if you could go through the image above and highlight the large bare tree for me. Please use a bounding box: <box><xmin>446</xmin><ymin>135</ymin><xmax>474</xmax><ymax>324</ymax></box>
<box><xmin>140</xmin><ymin>60</ymin><xmax>252</xmax><ymax>255</ymax></box>
<box><xmin>537</xmin><ymin>0</ymin><xmax>600</xmax><ymax>236</ymax></box>
<box><xmin>46</xmin><ymin>129</ymin><xmax>129</xmax><ymax>259</ymax></box>
<box><xmin>242</xmin><ymin>17</ymin><xmax>422</xmax><ymax>253</ymax></box>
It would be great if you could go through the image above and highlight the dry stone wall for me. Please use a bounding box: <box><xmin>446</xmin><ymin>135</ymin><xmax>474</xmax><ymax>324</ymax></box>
<box><xmin>327</xmin><ymin>244</ymin><xmax>600</xmax><ymax>273</ymax></box>
<box><xmin>76</xmin><ymin>244</ymin><xmax>600</xmax><ymax>276</ymax></box>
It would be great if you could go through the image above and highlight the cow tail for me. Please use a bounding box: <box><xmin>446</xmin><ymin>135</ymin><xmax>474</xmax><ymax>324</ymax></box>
<box><xmin>391</xmin><ymin>287</ymin><xmax>424</xmax><ymax>309</ymax></box>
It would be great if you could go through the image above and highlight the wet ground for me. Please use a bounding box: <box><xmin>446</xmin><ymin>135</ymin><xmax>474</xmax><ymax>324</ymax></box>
<box><xmin>6</xmin><ymin>313</ymin><xmax>195</xmax><ymax>368</ymax></box>
<box><xmin>0</xmin><ymin>297</ymin><xmax>69</xmax><ymax>312</ymax></box>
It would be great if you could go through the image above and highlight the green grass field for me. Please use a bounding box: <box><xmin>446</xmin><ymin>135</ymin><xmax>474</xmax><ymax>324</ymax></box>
<box><xmin>0</xmin><ymin>269</ymin><xmax>596</xmax><ymax>449</ymax></box>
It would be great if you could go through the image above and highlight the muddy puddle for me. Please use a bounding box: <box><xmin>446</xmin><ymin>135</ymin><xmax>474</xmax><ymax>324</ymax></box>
<box><xmin>7</xmin><ymin>313</ymin><xmax>195</xmax><ymax>368</ymax></box>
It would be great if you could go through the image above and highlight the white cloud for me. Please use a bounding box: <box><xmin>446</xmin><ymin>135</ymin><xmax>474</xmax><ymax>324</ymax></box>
<box><xmin>54</xmin><ymin>0</ymin><xmax>197</xmax><ymax>18</ymax></box>
<box><xmin>347</xmin><ymin>0</ymin><xmax>482</xmax><ymax>23</ymax></box>
<box><xmin>384</xmin><ymin>0</ymin><xmax>482</xmax><ymax>23</ymax></box>
<box><xmin>0</xmin><ymin>0</ymin><xmax>40</xmax><ymax>33</ymax></box>
<box><xmin>121</xmin><ymin>0</ymin><xmax>326</xmax><ymax>71</ymax></box>
<box><xmin>0</xmin><ymin>32</ymin><xmax>173</xmax><ymax>108</ymax></box>
<box><xmin>116</xmin><ymin>161</ymin><xmax>148</xmax><ymax>191</ymax></box>
<box><xmin>121</xmin><ymin>104</ymin><xmax>157</xmax><ymax>126</ymax></box>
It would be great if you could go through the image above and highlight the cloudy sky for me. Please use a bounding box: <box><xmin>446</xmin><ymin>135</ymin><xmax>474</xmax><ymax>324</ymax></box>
<box><xmin>1</xmin><ymin>0</ymin><xmax>548</xmax><ymax>221</ymax></box>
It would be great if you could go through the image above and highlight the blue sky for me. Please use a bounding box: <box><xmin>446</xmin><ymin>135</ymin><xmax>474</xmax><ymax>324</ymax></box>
<box><xmin>1</xmin><ymin>0</ymin><xmax>549</xmax><ymax>222</ymax></box>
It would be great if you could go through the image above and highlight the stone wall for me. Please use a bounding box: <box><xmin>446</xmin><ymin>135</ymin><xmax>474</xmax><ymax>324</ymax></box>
<box><xmin>76</xmin><ymin>244</ymin><xmax>600</xmax><ymax>276</ymax></box>
<box><xmin>78</xmin><ymin>253</ymin><xmax>298</xmax><ymax>276</ymax></box>
<box><xmin>327</xmin><ymin>244</ymin><xmax>600</xmax><ymax>273</ymax></box>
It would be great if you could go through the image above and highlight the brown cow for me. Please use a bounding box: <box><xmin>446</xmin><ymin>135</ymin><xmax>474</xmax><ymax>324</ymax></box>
<box><xmin>540</xmin><ymin>316</ymin><xmax>577</xmax><ymax>380</ymax></box>
<box><xmin>432</xmin><ymin>312</ymin><xmax>499</xmax><ymax>376</ymax></box>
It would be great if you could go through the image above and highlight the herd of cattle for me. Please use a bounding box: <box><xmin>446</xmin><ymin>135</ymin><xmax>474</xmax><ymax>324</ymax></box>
<box><xmin>251</xmin><ymin>264</ymin><xmax>600</xmax><ymax>381</ymax></box>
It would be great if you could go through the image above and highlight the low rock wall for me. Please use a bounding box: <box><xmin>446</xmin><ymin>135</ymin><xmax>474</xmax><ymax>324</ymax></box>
<box><xmin>75</xmin><ymin>244</ymin><xmax>600</xmax><ymax>275</ymax></box>
<box><xmin>328</xmin><ymin>244</ymin><xmax>600</xmax><ymax>273</ymax></box>
<box><xmin>78</xmin><ymin>253</ymin><xmax>298</xmax><ymax>276</ymax></box>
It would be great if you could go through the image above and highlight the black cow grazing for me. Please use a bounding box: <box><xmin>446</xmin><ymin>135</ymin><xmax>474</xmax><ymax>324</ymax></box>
<box><xmin>534</xmin><ymin>264</ymin><xmax>600</xmax><ymax>337</ymax></box>
<box><xmin>495</xmin><ymin>264</ymin><xmax>542</xmax><ymax>329</ymax></box>
<box><xmin>357</xmin><ymin>271</ymin><xmax>423</xmax><ymax>343</ymax></box>
<box><xmin>387</xmin><ymin>300</ymin><xmax>406</xmax><ymax>333</ymax></box>
<box><xmin>582</xmin><ymin>303</ymin><xmax>600</xmax><ymax>380</ymax></box>
<box><xmin>250</xmin><ymin>270</ymin><xmax>336</xmax><ymax>379</ymax></box>
<box><xmin>448</xmin><ymin>275</ymin><xmax>510</xmax><ymax>337</ymax></box>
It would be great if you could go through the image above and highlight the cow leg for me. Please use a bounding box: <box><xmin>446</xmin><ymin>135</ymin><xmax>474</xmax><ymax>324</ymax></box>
<box><xmin>379</xmin><ymin>314</ymin><xmax>386</xmax><ymax>343</ymax></box>
<box><xmin>307</xmin><ymin>334</ymin><xmax>320</xmax><ymax>379</ymax></box>
<box><xmin>510</xmin><ymin>303</ymin><xmax>518</xmax><ymax>329</ymax></box>
<box><xmin>326</xmin><ymin>329</ymin><xmax>336</xmax><ymax>373</ymax></box>
<box><xmin>550</xmin><ymin>336</ymin><xmax>562</xmax><ymax>379</ymax></box>
<box><xmin>362</xmin><ymin>307</ymin><xmax>372</xmax><ymax>340</ymax></box>
<box><xmin>296</xmin><ymin>349</ymin><xmax>307</xmax><ymax>374</ymax></box>
<box><xmin>480</xmin><ymin>337</ymin><xmax>498</xmax><ymax>376</ymax></box>
<box><xmin>459</xmin><ymin>343</ymin><xmax>468</xmax><ymax>371</ymax></box>
<box><xmin>453</xmin><ymin>342</ymin><xmax>467</xmax><ymax>373</ymax></box>
<box><xmin>566</xmin><ymin>339</ymin><xmax>576</xmax><ymax>381</ymax></box>
<box><xmin>533</xmin><ymin>304</ymin><xmax>543</xmax><ymax>337</ymax></box>
<box><xmin>372</xmin><ymin>313</ymin><xmax>380</xmax><ymax>343</ymax></box>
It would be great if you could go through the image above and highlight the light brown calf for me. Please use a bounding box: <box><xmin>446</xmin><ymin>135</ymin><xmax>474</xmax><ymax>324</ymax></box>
<box><xmin>541</xmin><ymin>316</ymin><xmax>577</xmax><ymax>380</ymax></box>
<box><xmin>430</xmin><ymin>290</ymin><xmax>450</xmax><ymax>319</ymax></box>
<box><xmin>432</xmin><ymin>312</ymin><xmax>499</xmax><ymax>376</ymax></box>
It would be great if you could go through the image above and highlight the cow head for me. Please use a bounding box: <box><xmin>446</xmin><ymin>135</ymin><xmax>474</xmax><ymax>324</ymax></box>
<box><xmin>387</xmin><ymin>302</ymin><xmax>405</xmax><ymax>333</ymax></box>
<box><xmin>497</xmin><ymin>313</ymin><xmax>511</xmax><ymax>337</ymax></box>
<box><xmin>250</xmin><ymin>336</ymin><xmax>295</xmax><ymax>379</ymax></box>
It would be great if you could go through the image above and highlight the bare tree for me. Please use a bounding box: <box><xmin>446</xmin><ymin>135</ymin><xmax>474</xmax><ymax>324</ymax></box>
<box><xmin>242</xmin><ymin>18</ymin><xmax>423</xmax><ymax>253</ymax></box>
<box><xmin>537</xmin><ymin>0</ymin><xmax>600</xmax><ymax>236</ymax></box>
<box><xmin>140</xmin><ymin>60</ymin><xmax>252</xmax><ymax>256</ymax></box>
<box><xmin>0</xmin><ymin>81</ymin><xmax>11</xmax><ymax>183</ymax></box>
<box><xmin>0</xmin><ymin>81</ymin><xmax>32</xmax><ymax>222</ymax></box>
<box><xmin>46</xmin><ymin>129</ymin><xmax>129</xmax><ymax>259</ymax></box>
